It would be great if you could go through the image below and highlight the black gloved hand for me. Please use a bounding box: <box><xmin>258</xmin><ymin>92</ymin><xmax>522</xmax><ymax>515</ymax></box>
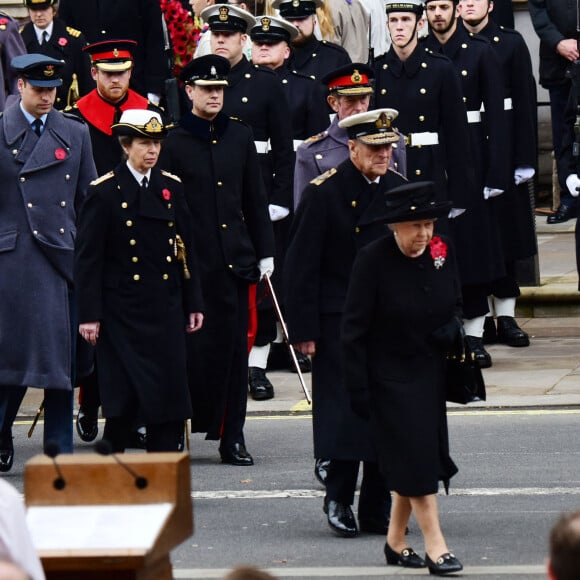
<box><xmin>429</xmin><ymin>315</ymin><xmax>464</xmax><ymax>356</ymax></box>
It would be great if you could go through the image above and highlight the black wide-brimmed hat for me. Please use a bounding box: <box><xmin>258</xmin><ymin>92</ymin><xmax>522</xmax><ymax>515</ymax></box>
<box><xmin>111</xmin><ymin>109</ymin><xmax>167</xmax><ymax>139</ymax></box>
<box><xmin>379</xmin><ymin>181</ymin><xmax>452</xmax><ymax>223</ymax></box>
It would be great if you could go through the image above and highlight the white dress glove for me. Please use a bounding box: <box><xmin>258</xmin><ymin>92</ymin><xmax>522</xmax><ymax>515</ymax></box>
<box><xmin>147</xmin><ymin>93</ymin><xmax>161</xmax><ymax>106</ymax></box>
<box><xmin>483</xmin><ymin>187</ymin><xmax>504</xmax><ymax>200</ymax></box>
<box><xmin>514</xmin><ymin>167</ymin><xmax>535</xmax><ymax>185</ymax></box>
<box><xmin>268</xmin><ymin>204</ymin><xmax>290</xmax><ymax>222</ymax></box>
<box><xmin>566</xmin><ymin>174</ymin><xmax>580</xmax><ymax>197</ymax></box>
<box><xmin>258</xmin><ymin>257</ymin><xmax>274</xmax><ymax>279</ymax></box>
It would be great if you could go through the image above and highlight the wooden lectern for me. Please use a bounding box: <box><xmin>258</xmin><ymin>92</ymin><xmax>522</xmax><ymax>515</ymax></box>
<box><xmin>24</xmin><ymin>452</ymin><xmax>192</xmax><ymax>580</ymax></box>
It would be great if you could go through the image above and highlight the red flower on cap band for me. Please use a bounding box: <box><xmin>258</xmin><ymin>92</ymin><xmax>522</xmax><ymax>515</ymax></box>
<box><xmin>162</xmin><ymin>188</ymin><xmax>171</xmax><ymax>201</ymax></box>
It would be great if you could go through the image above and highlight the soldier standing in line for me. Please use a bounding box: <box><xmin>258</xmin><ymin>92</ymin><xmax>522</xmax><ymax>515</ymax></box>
<box><xmin>422</xmin><ymin>0</ymin><xmax>508</xmax><ymax>367</ymax></box>
<box><xmin>0</xmin><ymin>55</ymin><xmax>96</xmax><ymax>472</ymax></box>
<box><xmin>21</xmin><ymin>0</ymin><xmax>93</xmax><ymax>110</ymax></box>
<box><xmin>159</xmin><ymin>55</ymin><xmax>275</xmax><ymax>466</ymax></box>
<box><xmin>200</xmin><ymin>4</ymin><xmax>301</xmax><ymax>401</ymax></box>
<box><xmin>0</xmin><ymin>10</ymin><xmax>26</xmax><ymax>111</ymax></box>
<box><xmin>273</xmin><ymin>0</ymin><xmax>351</xmax><ymax>83</ymax></box>
<box><xmin>68</xmin><ymin>39</ymin><xmax>165</xmax><ymax>444</ymax></box>
<box><xmin>460</xmin><ymin>0</ymin><xmax>538</xmax><ymax>350</ymax></box>
<box><xmin>293</xmin><ymin>62</ymin><xmax>407</xmax><ymax>210</ymax></box>
<box><xmin>285</xmin><ymin>109</ymin><xmax>407</xmax><ymax>538</ymax></box>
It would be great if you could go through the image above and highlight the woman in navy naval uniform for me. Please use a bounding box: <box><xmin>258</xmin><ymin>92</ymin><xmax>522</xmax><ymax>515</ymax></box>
<box><xmin>75</xmin><ymin>109</ymin><xmax>204</xmax><ymax>452</ymax></box>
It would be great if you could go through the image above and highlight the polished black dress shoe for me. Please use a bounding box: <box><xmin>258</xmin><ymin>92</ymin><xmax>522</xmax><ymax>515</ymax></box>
<box><xmin>547</xmin><ymin>203</ymin><xmax>576</xmax><ymax>224</ymax></box>
<box><xmin>314</xmin><ymin>458</ymin><xmax>330</xmax><ymax>486</ymax></box>
<box><xmin>220</xmin><ymin>443</ymin><xmax>254</xmax><ymax>466</ymax></box>
<box><xmin>425</xmin><ymin>552</ymin><xmax>463</xmax><ymax>575</ymax></box>
<box><xmin>75</xmin><ymin>405</ymin><xmax>98</xmax><ymax>442</ymax></box>
<box><xmin>482</xmin><ymin>316</ymin><xmax>497</xmax><ymax>345</ymax></box>
<box><xmin>384</xmin><ymin>542</ymin><xmax>426</xmax><ymax>568</ymax></box>
<box><xmin>496</xmin><ymin>316</ymin><xmax>530</xmax><ymax>347</ymax></box>
<box><xmin>465</xmin><ymin>336</ymin><xmax>492</xmax><ymax>369</ymax></box>
<box><xmin>359</xmin><ymin>516</ymin><xmax>390</xmax><ymax>534</ymax></box>
<box><xmin>0</xmin><ymin>430</ymin><xmax>14</xmax><ymax>473</ymax></box>
<box><xmin>248</xmin><ymin>367</ymin><xmax>274</xmax><ymax>401</ymax></box>
<box><xmin>323</xmin><ymin>498</ymin><xmax>359</xmax><ymax>537</ymax></box>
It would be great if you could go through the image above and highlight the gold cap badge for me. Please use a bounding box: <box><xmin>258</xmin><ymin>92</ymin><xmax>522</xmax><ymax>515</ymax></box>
<box><xmin>219</xmin><ymin>6</ymin><xmax>229</xmax><ymax>20</ymax></box>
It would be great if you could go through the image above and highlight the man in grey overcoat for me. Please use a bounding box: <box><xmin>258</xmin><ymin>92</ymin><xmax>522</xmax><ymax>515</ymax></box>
<box><xmin>0</xmin><ymin>54</ymin><xmax>97</xmax><ymax>472</ymax></box>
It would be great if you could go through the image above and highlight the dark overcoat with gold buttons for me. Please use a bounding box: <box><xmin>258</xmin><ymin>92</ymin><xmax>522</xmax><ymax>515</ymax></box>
<box><xmin>475</xmin><ymin>20</ymin><xmax>538</xmax><ymax>262</ymax></box>
<box><xmin>159</xmin><ymin>111</ymin><xmax>274</xmax><ymax>438</ymax></box>
<box><xmin>0</xmin><ymin>102</ymin><xmax>96</xmax><ymax>390</ymax></box>
<box><xmin>287</xmin><ymin>35</ymin><xmax>351</xmax><ymax>82</ymax></box>
<box><xmin>421</xmin><ymin>26</ymin><xmax>506</xmax><ymax>286</ymax></box>
<box><xmin>284</xmin><ymin>159</ymin><xmax>407</xmax><ymax>461</ymax></box>
<box><xmin>75</xmin><ymin>163</ymin><xmax>203</xmax><ymax>423</ymax></box>
<box><xmin>21</xmin><ymin>18</ymin><xmax>94</xmax><ymax>110</ymax></box>
<box><xmin>373</xmin><ymin>46</ymin><xmax>473</xmax><ymax>208</ymax></box>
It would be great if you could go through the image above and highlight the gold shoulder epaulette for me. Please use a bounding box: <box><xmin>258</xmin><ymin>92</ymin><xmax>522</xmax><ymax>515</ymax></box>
<box><xmin>310</xmin><ymin>167</ymin><xmax>337</xmax><ymax>186</ymax></box>
<box><xmin>66</xmin><ymin>26</ymin><xmax>82</xmax><ymax>38</ymax></box>
<box><xmin>161</xmin><ymin>170</ymin><xmax>182</xmax><ymax>182</ymax></box>
<box><xmin>90</xmin><ymin>171</ymin><xmax>115</xmax><ymax>186</ymax></box>
<box><xmin>304</xmin><ymin>131</ymin><xmax>327</xmax><ymax>145</ymax></box>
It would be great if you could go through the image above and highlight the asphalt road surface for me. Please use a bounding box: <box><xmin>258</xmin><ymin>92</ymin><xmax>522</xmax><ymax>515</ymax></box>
<box><xmin>4</xmin><ymin>408</ymin><xmax>579</xmax><ymax>579</ymax></box>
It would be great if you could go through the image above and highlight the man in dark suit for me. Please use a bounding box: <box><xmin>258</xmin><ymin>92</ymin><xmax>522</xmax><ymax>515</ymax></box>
<box><xmin>21</xmin><ymin>0</ymin><xmax>93</xmax><ymax>110</ymax></box>
<box><xmin>0</xmin><ymin>54</ymin><xmax>97</xmax><ymax>471</ymax></box>
<box><xmin>159</xmin><ymin>55</ymin><xmax>275</xmax><ymax>466</ymax></box>
<box><xmin>0</xmin><ymin>11</ymin><xmax>26</xmax><ymax>111</ymax></box>
<box><xmin>57</xmin><ymin>0</ymin><xmax>168</xmax><ymax>103</ymax></box>
<box><xmin>285</xmin><ymin>108</ymin><xmax>406</xmax><ymax>538</ymax></box>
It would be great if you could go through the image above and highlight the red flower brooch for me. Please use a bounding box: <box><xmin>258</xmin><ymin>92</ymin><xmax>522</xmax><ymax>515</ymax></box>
<box><xmin>54</xmin><ymin>148</ymin><xmax>66</xmax><ymax>160</ymax></box>
<box><xmin>58</xmin><ymin>37</ymin><xmax>68</xmax><ymax>46</ymax></box>
<box><xmin>429</xmin><ymin>236</ymin><xmax>447</xmax><ymax>269</ymax></box>
<box><xmin>162</xmin><ymin>188</ymin><xmax>171</xmax><ymax>201</ymax></box>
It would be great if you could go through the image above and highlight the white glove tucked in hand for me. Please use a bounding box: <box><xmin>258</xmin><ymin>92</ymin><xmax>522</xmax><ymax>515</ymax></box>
<box><xmin>268</xmin><ymin>204</ymin><xmax>290</xmax><ymax>222</ymax></box>
<box><xmin>147</xmin><ymin>92</ymin><xmax>161</xmax><ymax>106</ymax></box>
<box><xmin>483</xmin><ymin>187</ymin><xmax>504</xmax><ymax>200</ymax></box>
<box><xmin>258</xmin><ymin>257</ymin><xmax>274</xmax><ymax>279</ymax></box>
<box><xmin>514</xmin><ymin>167</ymin><xmax>535</xmax><ymax>185</ymax></box>
<box><xmin>566</xmin><ymin>174</ymin><xmax>580</xmax><ymax>197</ymax></box>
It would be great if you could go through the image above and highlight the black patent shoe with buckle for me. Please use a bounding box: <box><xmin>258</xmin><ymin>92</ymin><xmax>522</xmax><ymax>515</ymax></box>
<box><xmin>0</xmin><ymin>430</ymin><xmax>14</xmax><ymax>473</ymax></box>
<box><xmin>496</xmin><ymin>316</ymin><xmax>530</xmax><ymax>347</ymax></box>
<box><xmin>384</xmin><ymin>542</ymin><xmax>426</xmax><ymax>568</ymax></box>
<box><xmin>465</xmin><ymin>336</ymin><xmax>492</xmax><ymax>369</ymax></box>
<box><xmin>425</xmin><ymin>552</ymin><xmax>463</xmax><ymax>576</ymax></box>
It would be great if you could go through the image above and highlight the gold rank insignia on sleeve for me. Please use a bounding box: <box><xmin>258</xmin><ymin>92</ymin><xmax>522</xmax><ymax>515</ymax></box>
<box><xmin>90</xmin><ymin>171</ymin><xmax>115</xmax><ymax>185</ymax></box>
<box><xmin>161</xmin><ymin>170</ymin><xmax>182</xmax><ymax>182</ymax></box>
<box><xmin>66</xmin><ymin>26</ymin><xmax>82</xmax><ymax>38</ymax></box>
<box><xmin>310</xmin><ymin>167</ymin><xmax>337</xmax><ymax>186</ymax></box>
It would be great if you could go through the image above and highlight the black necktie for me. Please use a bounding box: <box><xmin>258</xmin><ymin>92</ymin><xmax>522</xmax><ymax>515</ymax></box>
<box><xmin>369</xmin><ymin>182</ymin><xmax>380</xmax><ymax>195</ymax></box>
<box><xmin>141</xmin><ymin>176</ymin><xmax>148</xmax><ymax>190</ymax></box>
<box><xmin>41</xmin><ymin>30</ymin><xmax>49</xmax><ymax>45</ymax></box>
<box><xmin>32</xmin><ymin>119</ymin><xmax>43</xmax><ymax>137</ymax></box>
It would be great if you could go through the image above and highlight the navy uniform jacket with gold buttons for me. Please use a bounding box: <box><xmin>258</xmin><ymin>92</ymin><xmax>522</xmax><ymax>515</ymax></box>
<box><xmin>74</xmin><ymin>163</ymin><xmax>202</xmax><ymax>423</ymax></box>
<box><xmin>421</xmin><ymin>26</ymin><xmax>507</xmax><ymax>286</ymax></box>
<box><xmin>0</xmin><ymin>102</ymin><xmax>96</xmax><ymax>390</ymax></box>
<box><xmin>21</xmin><ymin>18</ymin><xmax>93</xmax><ymax>110</ymax></box>
<box><xmin>221</xmin><ymin>57</ymin><xmax>294</xmax><ymax>210</ymax></box>
<box><xmin>474</xmin><ymin>20</ymin><xmax>538</xmax><ymax>262</ymax></box>
<box><xmin>288</xmin><ymin>35</ymin><xmax>351</xmax><ymax>81</ymax></box>
<box><xmin>373</xmin><ymin>45</ymin><xmax>473</xmax><ymax>209</ymax></box>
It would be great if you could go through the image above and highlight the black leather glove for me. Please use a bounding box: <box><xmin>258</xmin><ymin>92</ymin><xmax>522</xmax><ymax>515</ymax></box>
<box><xmin>349</xmin><ymin>389</ymin><xmax>370</xmax><ymax>419</ymax></box>
<box><xmin>429</xmin><ymin>315</ymin><xmax>464</xmax><ymax>356</ymax></box>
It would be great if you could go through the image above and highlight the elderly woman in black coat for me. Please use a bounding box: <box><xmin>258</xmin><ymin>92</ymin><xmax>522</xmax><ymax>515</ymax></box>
<box><xmin>75</xmin><ymin>109</ymin><xmax>204</xmax><ymax>453</ymax></box>
<box><xmin>341</xmin><ymin>182</ymin><xmax>464</xmax><ymax>576</ymax></box>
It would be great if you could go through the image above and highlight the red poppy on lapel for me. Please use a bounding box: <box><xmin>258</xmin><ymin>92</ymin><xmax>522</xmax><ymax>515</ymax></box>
<box><xmin>429</xmin><ymin>236</ymin><xmax>447</xmax><ymax>269</ymax></box>
<box><xmin>58</xmin><ymin>37</ymin><xmax>68</xmax><ymax>46</ymax></box>
<box><xmin>162</xmin><ymin>188</ymin><xmax>171</xmax><ymax>201</ymax></box>
<box><xmin>54</xmin><ymin>148</ymin><xmax>67</xmax><ymax>160</ymax></box>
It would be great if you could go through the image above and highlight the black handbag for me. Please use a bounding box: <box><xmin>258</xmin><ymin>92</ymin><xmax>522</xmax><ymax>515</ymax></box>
<box><xmin>445</xmin><ymin>340</ymin><xmax>486</xmax><ymax>405</ymax></box>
